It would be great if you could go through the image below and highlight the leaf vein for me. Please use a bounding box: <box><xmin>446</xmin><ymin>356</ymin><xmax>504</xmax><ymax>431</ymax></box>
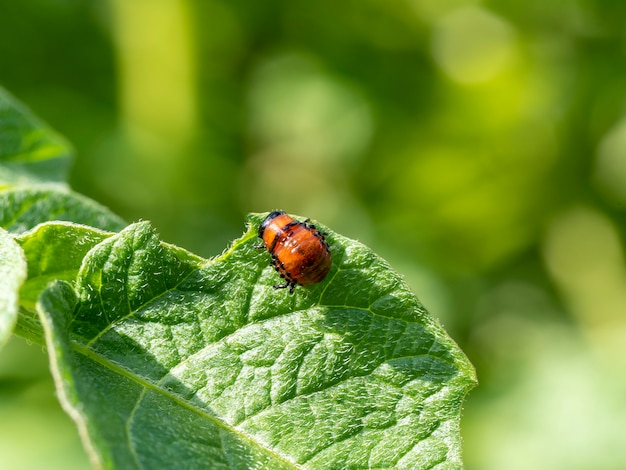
<box><xmin>71</xmin><ymin>341</ymin><xmax>300</xmax><ymax>469</ymax></box>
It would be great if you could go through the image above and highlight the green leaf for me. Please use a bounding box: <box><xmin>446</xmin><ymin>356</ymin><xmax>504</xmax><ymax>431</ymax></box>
<box><xmin>38</xmin><ymin>216</ymin><xmax>477</xmax><ymax>469</ymax></box>
<box><xmin>0</xmin><ymin>185</ymin><xmax>126</xmax><ymax>234</ymax></box>
<box><xmin>13</xmin><ymin>222</ymin><xmax>114</xmax><ymax>344</ymax></box>
<box><xmin>0</xmin><ymin>226</ymin><xmax>27</xmax><ymax>349</ymax></box>
<box><xmin>0</xmin><ymin>86</ymin><xmax>72</xmax><ymax>186</ymax></box>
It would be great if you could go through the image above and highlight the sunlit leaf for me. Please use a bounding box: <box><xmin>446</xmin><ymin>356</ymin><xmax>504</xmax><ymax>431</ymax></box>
<box><xmin>0</xmin><ymin>86</ymin><xmax>72</xmax><ymax>186</ymax></box>
<box><xmin>39</xmin><ymin>215</ymin><xmax>476</xmax><ymax>469</ymax></box>
<box><xmin>0</xmin><ymin>227</ymin><xmax>26</xmax><ymax>349</ymax></box>
<box><xmin>0</xmin><ymin>185</ymin><xmax>126</xmax><ymax>234</ymax></box>
<box><xmin>13</xmin><ymin>222</ymin><xmax>114</xmax><ymax>344</ymax></box>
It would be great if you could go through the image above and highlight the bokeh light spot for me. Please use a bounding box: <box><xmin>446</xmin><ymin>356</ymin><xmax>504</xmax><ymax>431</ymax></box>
<box><xmin>247</xmin><ymin>53</ymin><xmax>373</xmax><ymax>165</ymax></box>
<box><xmin>408</xmin><ymin>0</ymin><xmax>478</xmax><ymax>22</ymax></box>
<box><xmin>593</xmin><ymin>115</ymin><xmax>626</xmax><ymax>205</ymax></box>
<box><xmin>543</xmin><ymin>206</ymin><xmax>626</xmax><ymax>327</ymax></box>
<box><xmin>430</xmin><ymin>6</ymin><xmax>516</xmax><ymax>84</ymax></box>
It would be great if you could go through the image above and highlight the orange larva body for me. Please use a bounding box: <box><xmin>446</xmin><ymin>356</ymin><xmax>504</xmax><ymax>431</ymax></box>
<box><xmin>258</xmin><ymin>211</ymin><xmax>332</xmax><ymax>293</ymax></box>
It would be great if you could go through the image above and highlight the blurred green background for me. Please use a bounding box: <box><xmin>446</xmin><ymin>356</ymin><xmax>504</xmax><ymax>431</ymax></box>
<box><xmin>2</xmin><ymin>0</ymin><xmax>626</xmax><ymax>468</ymax></box>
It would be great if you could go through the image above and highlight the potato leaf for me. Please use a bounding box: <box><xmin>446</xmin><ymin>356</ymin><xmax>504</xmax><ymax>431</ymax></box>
<box><xmin>38</xmin><ymin>215</ymin><xmax>476</xmax><ymax>469</ymax></box>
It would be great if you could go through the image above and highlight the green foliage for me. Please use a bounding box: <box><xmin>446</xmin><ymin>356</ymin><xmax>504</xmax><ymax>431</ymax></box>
<box><xmin>39</xmin><ymin>221</ymin><xmax>475</xmax><ymax>468</ymax></box>
<box><xmin>1</xmin><ymin>186</ymin><xmax>126</xmax><ymax>234</ymax></box>
<box><xmin>13</xmin><ymin>222</ymin><xmax>113</xmax><ymax>344</ymax></box>
<box><xmin>0</xmin><ymin>226</ymin><xmax>26</xmax><ymax>349</ymax></box>
<box><xmin>4</xmin><ymin>2</ymin><xmax>626</xmax><ymax>468</ymax></box>
<box><xmin>0</xmin><ymin>85</ymin><xmax>72</xmax><ymax>186</ymax></box>
<box><xmin>0</xmin><ymin>87</ymin><xmax>476</xmax><ymax>468</ymax></box>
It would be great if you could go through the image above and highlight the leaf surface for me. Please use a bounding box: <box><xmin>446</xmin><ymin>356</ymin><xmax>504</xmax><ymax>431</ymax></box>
<box><xmin>0</xmin><ymin>86</ymin><xmax>72</xmax><ymax>186</ymax></box>
<box><xmin>0</xmin><ymin>87</ymin><xmax>124</xmax><ymax>345</ymax></box>
<box><xmin>0</xmin><ymin>185</ymin><xmax>126</xmax><ymax>234</ymax></box>
<box><xmin>0</xmin><ymin>226</ymin><xmax>27</xmax><ymax>349</ymax></box>
<box><xmin>38</xmin><ymin>215</ymin><xmax>477</xmax><ymax>469</ymax></box>
<box><xmin>13</xmin><ymin>222</ymin><xmax>113</xmax><ymax>344</ymax></box>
